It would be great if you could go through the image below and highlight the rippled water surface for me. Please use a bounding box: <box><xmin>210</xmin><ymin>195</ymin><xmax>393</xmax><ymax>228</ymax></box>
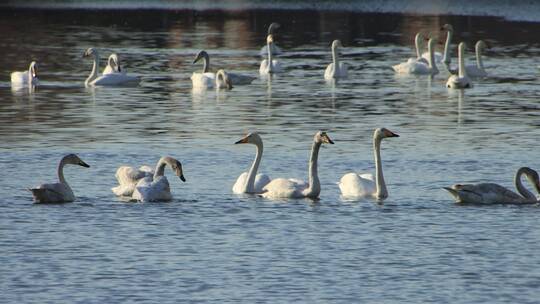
<box><xmin>2</xmin><ymin>7</ymin><xmax>540</xmax><ymax>303</ymax></box>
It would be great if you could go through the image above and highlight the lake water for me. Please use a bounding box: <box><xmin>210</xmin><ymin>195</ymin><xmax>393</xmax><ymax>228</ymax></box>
<box><xmin>1</xmin><ymin>5</ymin><xmax>540</xmax><ymax>303</ymax></box>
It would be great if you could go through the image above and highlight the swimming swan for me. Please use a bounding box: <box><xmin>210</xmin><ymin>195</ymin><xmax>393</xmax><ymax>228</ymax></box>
<box><xmin>393</xmin><ymin>38</ymin><xmax>438</xmax><ymax>75</ymax></box>
<box><xmin>29</xmin><ymin>154</ymin><xmax>90</xmax><ymax>203</ymax></box>
<box><xmin>232</xmin><ymin>132</ymin><xmax>272</xmax><ymax>194</ymax></box>
<box><xmin>324</xmin><ymin>40</ymin><xmax>348</xmax><ymax>80</ymax></box>
<box><xmin>83</xmin><ymin>48</ymin><xmax>140</xmax><ymax>87</ymax></box>
<box><xmin>465</xmin><ymin>40</ymin><xmax>488</xmax><ymax>78</ymax></box>
<box><xmin>262</xmin><ymin>131</ymin><xmax>334</xmax><ymax>199</ymax></box>
<box><xmin>103</xmin><ymin>53</ymin><xmax>121</xmax><ymax>75</ymax></box>
<box><xmin>11</xmin><ymin>61</ymin><xmax>38</xmax><ymax>87</ymax></box>
<box><xmin>422</xmin><ymin>24</ymin><xmax>453</xmax><ymax>65</ymax></box>
<box><xmin>446</xmin><ymin>42</ymin><xmax>472</xmax><ymax>89</ymax></box>
<box><xmin>192</xmin><ymin>51</ymin><xmax>255</xmax><ymax>88</ymax></box>
<box><xmin>260</xmin><ymin>35</ymin><xmax>283</xmax><ymax>75</ymax></box>
<box><xmin>131</xmin><ymin>156</ymin><xmax>186</xmax><ymax>202</ymax></box>
<box><xmin>215</xmin><ymin>69</ymin><xmax>233</xmax><ymax>90</ymax></box>
<box><xmin>338</xmin><ymin>128</ymin><xmax>399</xmax><ymax>200</ymax></box>
<box><xmin>111</xmin><ymin>165</ymin><xmax>154</xmax><ymax>197</ymax></box>
<box><xmin>259</xmin><ymin>22</ymin><xmax>283</xmax><ymax>56</ymax></box>
<box><xmin>444</xmin><ymin>167</ymin><xmax>540</xmax><ymax>204</ymax></box>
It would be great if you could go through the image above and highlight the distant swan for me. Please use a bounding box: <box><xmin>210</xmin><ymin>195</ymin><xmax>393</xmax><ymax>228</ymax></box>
<box><xmin>393</xmin><ymin>38</ymin><xmax>438</xmax><ymax>75</ymax></box>
<box><xmin>338</xmin><ymin>128</ymin><xmax>399</xmax><ymax>200</ymax></box>
<box><xmin>232</xmin><ymin>132</ymin><xmax>271</xmax><ymax>194</ymax></box>
<box><xmin>259</xmin><ymin>22</ymin><xmax>283</xmax><ymax>56</ymax></box>
<box><xmin>192</xmin><ymin>50</ymin><xmax>255</xmax><ymax>88</ymax></box>
<box><xmin>260</xmin><ymin>35</ymin><xmax>283</xmax><ymax>75</ymax></box>
<box><xmin>103</xmin><ymin>53</ymin><xmax>121</xmax><ymax>75</ymax></box>
<box><xmin>111</xmin><ymin>165</ymin><xmax>154</xmax><ymax>197</ymax></box>
<box><xmin>262</xmin><ymin>131</ymin><xmax>334</xmax><ymax>199</ymax></box>
<box><xmin>422</xmin><ymin>24</ymin><xmax>453</xmax><ymax>65</ymax></box>
<box><xmin>11</xmin><ymin>61</ymin><xmax>38</xmax><ymax>87</ymax></box>
<box><xmin>444</xmin><ymin>167</ymin><xmax>540</xmax><ymax>204</ymax></box>
<box><xmin>29</xmin><ymin>154</ymin><xmax>90</xmax><ymax>203</ymax></box>
<box><xmin>83</xmin><ymin>48</ymin><xmax>140</xmax><ymax>87</ymax></box>
<box><xmin>466</xmin><ymin>40</ymin><xmax>488</xmax><ymax>78</ymax></box>
<box><xmin>446</xmin><ymin>42</ymin><xmax>472</xmax><ymax>89</ymax></box>
<box><xmin>324</xmin><ymin>40</ymin><xmax>348</xmax><ymax>80</ymax></box>
<box><xmin>215</xmin><ymin>69</ymin><xmax>233</xmax><ymax>90</ymax></box>
<box><xmin>130</xmin><ymin>156</ymin><xmax>186</xmax><ymax>202</ymax></box>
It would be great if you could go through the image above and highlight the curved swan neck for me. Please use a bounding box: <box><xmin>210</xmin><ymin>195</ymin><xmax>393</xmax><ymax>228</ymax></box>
<box><xmin>57</xmin><ymin>157</ymin><xmax>69</xmax><ymax>188</ymax></box>
<box><xmin>154</xmin><ymin>157</ymin><xmax>169</xmax><ymax>179</ymax></box>
<box><xmin>202</xmin><ymin>52</ymin><xmax>210</xmax><ymax>73</ymax></box>
<box><xmin>245</xmin><ymin>141</ymin><xmax>263</xmax><ymax>193</ymax></box>
<box><xmin>373</xmin><ymin>137</ymin><xmax>387</xmax><ymax>199</ymax></box>
<box><xmin>442</xmin><ymin>29</ymin><xmax>453</xmax><ymax>64</ymax></box>
<box><xmin>458</xmin><ymin>44</ymin><xmax>467</xmax><ymax>78</ymax></box>
<box><xmin>267</xmin><ymin>40</ymin><xmax>273</xmax><ymax>73</ymax></box>
<box><xmin>428</xmin><ymin>40</ymin><xmax>437</xmax><ymax>72</ymax></box>
<box><xmin>305</xmin><ymin>141</ymin><xmax>322</xmax><ymax>197</ymax></box>
<box><xmin>332</xmin><ymin>43</ymin><xmax>339</xmax><ymax>68</ymax></box>
<box><xmin>515</xmin><ymin>168</ymin><xmax>536</xmax><ymax>200</ymax></box>
<box><xmin>86</xmin><ymin>52</ymin><xmax>100</xmax><ymax>87</ymax></box>
<box><xmin>475</xmin><ymin>43</ymin><xmax>485</xmax><ymax>70</ymax></box>
<box><xmin>415</xmin><ymin>34</ymin><xmax>422</xmax><ymax>59</ymax></box>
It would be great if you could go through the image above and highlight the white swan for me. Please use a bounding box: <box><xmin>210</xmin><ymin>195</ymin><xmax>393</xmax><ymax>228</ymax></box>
<box><xmin>29</xmin><ymin>154</ymin><xmax>90</xmax><ymax>203</ymax></box>
<box><xmin>393</xmin><ymin>38</ymin><xmax>438</xmax><ymax>75</ymax></box>
<box><xmin>466</xmin><ymin>40</ymin><xmax>488</xmax><ymax>78</ymax></box>
<box><xmin>444</xmin><ymin>167</ymin><xmax>540</xmax><ymax>204</ymax></box>
<box><xmin>259</xmin><ymin>22</ymin><xmax>283</xmax><ymax>56</ymax></box>
<box><xmin>83</xmin><ymin>48</ymin><xmax>140</xmax><ymax>87</ymax></box>
<box><xmin>11</xmin><ymin>61</ymin><xmax>38</xmax><ymax>87</ymax></box>
<box><xmin>215</xmin><ymin>69</ymin><xmax>233</xmax><ymax>90</ymax></box>
<box><xmin>232</xmin><ymin>133</ymin><xmax>272</xmax><ymax>194</ymax></box>
<box><xmin>324</xmin><ymin>40</ymin><xmax>348</xmax><ymax>80</ymax></box>
<box><xmin>111</xmin><ymin>165</ymin><xmax>154</xmax><ymax>197</ymax></box>
<box><xmin>262</xmin><ymin>131</ymin><xmax>334</xmax><ymax>199</ymax></box>
<box><xmin>130</xmin><ymin>156</ymin><xmax>186</xmax><ymax>202</ymax></box>
<box><xmin>192</xmin><ymin>51</ymin><xmax>255</xmax><ymax>88</ymax></box>
<box><xmin>446</xmin><ymin>42</ymin><xmax>472</xmax><ymax>89</ymax></box>
<box><xmin>338</xmin><ymin>128</ymin><xmax>399</xmax><ymax>200</ymax></box>
<box><xmin>260</xmin><ymin>35</ymin><xmax>283</xmax><ymax>76</ymax></box>
<box><xmin>103</xmin><ymin>53</ymin><xmax>121</xmax><ymax>75</ymax></box>
<box><xmin>422</xmin><ymin>24</ymin><xmax>453</xmax><ymax>64</ymax></box>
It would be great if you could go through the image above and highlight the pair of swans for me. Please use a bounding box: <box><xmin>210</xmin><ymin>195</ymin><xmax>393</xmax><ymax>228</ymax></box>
<box><xmin>112</xmin><ymin>156</ymin><xmax>186</xmax><ymax>202</ymax></box>
<box><xmin>260</xmin><ymin>35</ymin><xmax>283</xmax><ymax>75</ymax></box>
<box><xmin>29</xmin><ymin>154</ymin><xmax>90</xmax><ymax>203</ymax></box>
<box><xmin>233</xmin><ymin>131</ymin><xmax>334</xmax><ymax>199</ymax></box>
<box><xmin>324</xmin><ymin>40</ymin><xmax>348</xmax><ymax>81</ymax></box>
<box><xmin>393</xmin><ymin>37</ymin><xmax>439</xmax><ymax>75</ymax></box>
<box><xmin>446</xmin><ymin>42</ymin><xmax>473</xmax><ymax>89</ymax></box>
<box><xmin>191</xmin><ymin>50</ymin><xmax>255</xmax><ymax>89</ymax></box>
<box><xmin>11</xmin><ymin>61</ymin><xmax>38</xmax><ymax>87</ymax></box>
<box><xmin>445</xmin><ymin>167</ymin><xmax>540</xmax><ymax>204</ymax></box>
<box><xmin>259</xmin><ymin>23</ymin><xmax>283</xmax><ymax>56</ymax></box>
<box><xmin>446</xmin><ymin>40</ymin><xmax>488</xmax><ymax>79</ymax></box>
<box><xmin>83</xmin><ymin>48</ymin><xmax>140</xmax><ymax>87</ymax></box>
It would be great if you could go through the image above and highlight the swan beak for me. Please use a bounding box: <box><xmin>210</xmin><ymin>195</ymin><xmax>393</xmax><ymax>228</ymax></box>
<box><xmin>384</xmin><ymin>129</ymin><xmax>399</xmax><ymax>138</ymax></box>
<box><xmin>79</xmin><ymin>161</ymin><xmax>90</xmax><ymax>168</ymax></box>
<box><xmin>235</xmin><ymin>137</ymin><xmax>249</xmax><ymax>144</ymax></box>
<box><xmin>179</xmin><ymin>174</ymin><xmax>186</xmax><ymax>182</ymax></box>
<box><xmin>192</xmin><ymin>56</ymin><xmax>200</xmax><ymax>64</ymax></box>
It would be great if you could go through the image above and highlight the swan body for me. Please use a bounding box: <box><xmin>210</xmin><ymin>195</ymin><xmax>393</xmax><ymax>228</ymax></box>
<box><xmin>262</xmin><ymin>131</ymin><xmax>334</xmax><ymax>199</ymax></box>
<box><xmin>29</xmin><ymin>154</ymin><xmax>90</xmax><ymax>203</ymax></box>
<box><xmin>446</xmin><ymin>42</ymin><xmax>472</xmax><ymax>89</ymax></box>
<box><xmin>103</xmin><ymin>53</ymin><xmax>121</xmax><ymax>75</ymax></box>
<box><xmin>114</xmin><ymin>156</ymin><xmax>185</xmax><ymax>202</ymax></box>
<box><xmin>324</xmin><ymin>40</ymin><xmax>348</xmax><ymax>80</ymax></box>
<box><xmin>393</xmin><ymin>38</ymin><xmax>438</xmax><ymax>75</ymax></box>
<box><xmin>192</xmin><ymin>50</ymin><xmax>255</xmax><ymax>88</ymax></box>
<box><xmin>338</xmin><ymin>128</ymin><xmax>399</xmax><ymax>200</ymax></box>
<box><xmin>11</xmin><ymin>61</ymin><xmax>38</xmax><ymax>87</ymax></box>
<box><xmin>444</xmin><ymin>167</ymin><xmax>540</xmax><ymax>204</ymax></box>
<box><xmin>465</xmin><ymin>40</ymin><xmax>488</xmax><ymax>78</ymax></box>
<box><xmin>259</xmin><ymin>23</ymin><xmax>283</xmax><ymax>56</ymax></box>
<box><xmin>111</xmin><ymin>165</ymin><xmax>154</xmax><ymax>196</ymax></box>
<box><xmin>83</xmin><ymin>48</ymin><xmax>140</xmax><ymax>87</ymax></box>
<box><xmin>422</xmin><ymin>24</ymin><xmax>453</xmax><ymax>65</ymax></box>
<box><xmin>232</xmin><ymin>132</ymin><xmax>271</xmax><ymax>194</ymax></box>
<box><xmin>260</xmin><ymin>35</ymin><xmax>283</xmax><ymax>75</ymax></box>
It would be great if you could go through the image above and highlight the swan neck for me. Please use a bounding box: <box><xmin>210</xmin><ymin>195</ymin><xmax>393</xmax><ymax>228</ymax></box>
<box><xmin>373</xmin><ymin>137</ymin><xmax>387</xmax><ymax>199</ymax></box>
<box><xmin>86</xmin><ymin>53</ymin><xmax>99</xmax><ymax>87</ymax></box>
<box><xmin>458</xmin><ymin>45</ymin><xmax>467</xmax><ymax>78</ymax></box>
<box><xmin>515</xmin><ymin>168</ymin><xmax>536</xmax><ymax>200</ymax></box>
<box><xmin>57</xmin><ymin>158</ymin><xmax>69</xmax><ymax>187</ymax></box>
<box><xmin>442</xmin><ymin>29</ymin><xmax>452</xmax><ymax>64</ymax></box>
<box><xmin>415</xmin><ymin>35</ymin><xmax>422</xmax><ymax>59</ymax></box>
<box><xmin>428</xmin><ymin>42</ymin><xmax>437</xmax><ymax>71</ymax></box>
<box><xmin>475</xmin><ymin>45</ymin><xmax>485</xmax><ymax>70</ymax></box>
<box><xmin>267</xmin><ymin>40</ymin><xmax>273</xmax><ymax>72</ymax></box>
<box><xmin>154</xmin><ymin>158</ymin><xmax>168</xmax><ymax>179</ymax></box>
<box><xmin>203</xmin><ymin>53</ymin><xmax>210</xmax><ymax>73</ymax></box>
<box><xmin>245</xmin><ymin>142</ymin><xmax>263</xmax><ymax>193</ymax></box>
<box><xmin>306</xmin><ymin>141</ymin><xmax>322</xmax><ymax>197</ymax></box>
<box><xmin>332</xmin><ymin>44</ymin><xmax>339</xmax><ymax>67</ymax></box>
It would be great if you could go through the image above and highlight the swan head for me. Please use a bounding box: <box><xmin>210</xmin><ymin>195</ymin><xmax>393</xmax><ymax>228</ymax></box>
<box><xmin>83</xmin><ymin>48</ymin><xmax>98</xmax><ymax>58</ymax></box>
<box><xmin>476</xmin><ymin>40</ymin><xmax>488</xmax><ymax>51</ymax></box>
<box><xmin>314</xmin><ymin>131</ymin><xmax>334</xmax><ymax>145</ymax></box>
<box><xmin>29</xmin><ymin>61</ymin><xmax>37</xmax><ymax>78</ymax></box>
<box><xmin>440</xmin><ymin>24</ymin><xmax>454</xmax><ymax>32</ymax></box>
<box><xmin>268</xmin><ymin>22</ymin><xmax>280</xmax><ymax>35</ymax></box>
<box><xmin>520</xmin><ymin>167</ymin><xmax>540</xmax><ymax>194</ymax></box>
<box><xmin>193</xmin><ymin>50</ymin><xmax>209</xmax><ymax>64</ymax></box>
<box><xmin>374</xmin><ymin>128</ymin><xmax>399</xmax><ymax>140</ymax></box>
<box><xmin>216</xmin><ymin>69</ymin><xmax>233</xmax><ymax>90</ymax></box>
<box><xmin>235</xmin><ymin>132</ymin><xmax>262</xmax><ymax>145</ymax></box>
<box><xmin>331</xmin><ymin>40</ymin><xmax>343</xmax><ymax>49</ymax></box>
<box><xmin>62</xmin><ymin>154</ymin><xmax>90</xmax><ymax>168</ymax></box>
<box><xmin>163</xmin><ymin>156</ymin><xmax>186</xmax><ymax>182</ymax></box>
<box><xmin>108</xmin><ymin>53</ymin><xmax>121</xmax><ymax>72</ymax></box>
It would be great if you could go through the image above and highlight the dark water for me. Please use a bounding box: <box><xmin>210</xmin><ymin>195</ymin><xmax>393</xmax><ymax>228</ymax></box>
<box><xmin>1</xmin><ymin>7</ymin><xmax>540</xmax><ymax>304</ymax></box>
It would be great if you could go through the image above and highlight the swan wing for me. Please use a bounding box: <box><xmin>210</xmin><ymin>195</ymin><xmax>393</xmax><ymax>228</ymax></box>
<box><xmin>228</xmin><ymin>73</ymin><xmax>256</xmax><ymax>85</ymax></box>
<box><xmin>232</xmin><ymin>172</ymin><xmax>249</xmax><ymax>194</ymax></box>
<box><xmin>92</xmin><ymin>73</ymin><xmax>140</xmax><ymax>86</ymax></box>
<box><xmin>254</xmin><ymin>174</ymin><xmax>272</xmax><ymax>193</ymax></box>
<box><xmin>262</xmin><ymin>178</ymin><xmax>305</xmax><ymax>198</ymax></box>
<box><xmin>10</xmin><ymin>71</ymin><xmax>28</xmax><ymax>84</ymax></box>
<box><xmin>444</xmin><ymin>183</ymin><xmax>523</xmax><ymax>204</ymax></box>
<box><xmin>112</xmin><ymin>166</ymin><xmax>153</xmax><ymax>196</ymax></box>
<box><xmin>133</xmin><ymin>176</ymin><xmax>172</xmax><ymax>202</ymax></box>
<box><xmin>191</xmin><ymin>72</ymin><xmax>215</xmax><ymax>88</ymax></box>
<box><xmin>338</xmin><ymin>172</ymin><xmax>376</xmax><ymax>197</ymax></box>
<box><xmin>324</xmin><ymin>63</ymin><xmax>335</xmax><ymax>80</ymax></box>
<box><xmin>30</xmin><ymin>183</ymin><xmax>74</xmax><ymax>203</ymax></box>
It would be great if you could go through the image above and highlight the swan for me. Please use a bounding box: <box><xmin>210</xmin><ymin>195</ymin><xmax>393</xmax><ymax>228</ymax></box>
<box><xmin>29</xmin><ymin>154</ymin><xmax>90</xmax><ymax>203</ymax></box>
<box><xmin>259</xmin><ymin>22</ymin><xmax>283</xmax><ymax>56</ymax></box>
<box><xmin>338</xmin><ymin>128</ymin><xmax>399</xmax><ymax>200</ymax></box>
<box><xmin>324</xmin><ymin>40</ymin><xmax>348</xmax><ymax>80</ymax></box>
<box><xmin>11</xmin><ymin>61</ymin><xmax>38</xmax><ymax>87</ymax></box>
<box><xmin>261</xmin><ymin>131</ymin><xmax>334</xmax><ymax>199</ymax></box>
<box><xmin>465</xmin><ymin>40</ymin><xmax>488</xmax><ymax>78</ymax></box>
<box><xmin>444</xmin><ymin>167</ymin><xmax>540</xmax><ymax>204</ymax></box>
<box><xmin>83</xmin><ymin>48</ymin><xmax>140</xmax><ymax>87</ymax></box>
<box><xmin>260</xmin><ymin>35</ymin><xmax>283</xmax><ymax>75</ymax></box>
<box><xmin>232</xmin><ymin>132</ymin><xmax>272</xmax><ymax>194</ymax></box>
<box><xmin>130</xmin><ymin>156</ymin><xmax>186</xmax><ymax>202</ymax></box>
<box><xmin>422</xmin><ymin>24</ymin><xmax>453</xmax><ymax>64</ymax></box>
<box><xmin>103</xmin><ymin>53</ymin><xmax>121</xmax><ymax>75</ymax></box>
<box><xmin>446</xmin><ymin>42</ymin><xmax>472</xmax><ymax>89</ymax></box>
<box><xmin>111</xmin><ymin>165</ymin><xmax>154</xmax><ymax>197</ymax></box>
<box><xmin>192</xmin><ymin>51</ymin><xmax>255</xmax><ymax>88</ymax></box>
<box><xmin>393</xmin><ymin>38</ymin><xmax>438</xmax><ymax>75</ymax></box>
<box><xmin>215</xmin><ymin>69</ymin><xmax>233</xmax><ymax>90</ymax></box>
